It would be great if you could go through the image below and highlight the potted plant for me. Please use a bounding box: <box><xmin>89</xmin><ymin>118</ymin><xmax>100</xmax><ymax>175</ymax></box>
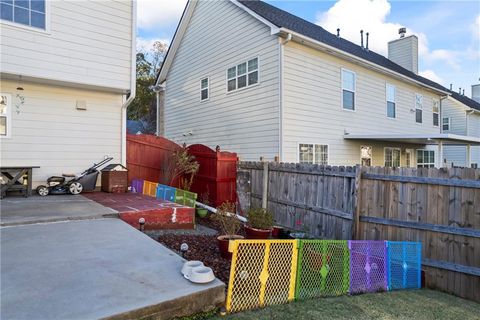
<box><xmin>271</xmin><ymin>221</ymin><xmax>284</xmax><ymax>238</ymax></box>
<box><xmin>245</xmin><ymin>208</ymin><xmax>273</xmax><ymax>239</ymax></box>
<box><xmin>196</xmin><ymin>192</ymin><xmax>210</xmax><ymax>218</ymax></box>
<box><xmin>211</xmin><ymin>201</ymin><xmax>244</xmax><ymax>259</ymax></box>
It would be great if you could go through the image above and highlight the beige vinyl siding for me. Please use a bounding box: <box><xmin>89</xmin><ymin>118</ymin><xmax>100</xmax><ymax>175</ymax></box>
<box><xmin>0</xmin><ymin>0</ymin><xmax>133</xmax><ymax>91</ymax></box>
<box><xmin>387</xmin><ymin>36</ymin><xmax>418</xmax><ymax>74</ymax></box>
<box><xmin>282</xmin><ymin>41</ymin><xmax>441</xmax><ymax>165</ymax></box>
<box><xmin>164</xmin><ymin>0</ymin><xmax>280</xmax><ymax>161</ymax></box>
<box><xmin>0</xmin><ymin>80</ymin><xmax>122</xmax><ymax>186</ymax></box>
<box><xmin>467</xmin><ymin>113</ymin><xmax>480</xmax><ymax>166</ymax></box>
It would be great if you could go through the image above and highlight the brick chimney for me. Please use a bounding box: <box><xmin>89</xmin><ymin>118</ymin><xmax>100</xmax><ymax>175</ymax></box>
<box><xmin>388</xmin><ymin>28</ymin><xmax>418</xmax><ymax>74</ymax></box>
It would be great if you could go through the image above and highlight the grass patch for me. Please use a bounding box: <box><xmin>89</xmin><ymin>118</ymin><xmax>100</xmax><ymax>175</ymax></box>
<box><xmin>213</xmin><ymin>289</ymin><xmax>480</xmax><ymax>320</ymax></box>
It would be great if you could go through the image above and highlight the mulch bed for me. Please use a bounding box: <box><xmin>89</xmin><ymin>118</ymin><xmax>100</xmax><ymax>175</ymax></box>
<box><xmin>157</xmin><ymin>215</ymin><xmax>234</xmax><ymax>284</ymax></box>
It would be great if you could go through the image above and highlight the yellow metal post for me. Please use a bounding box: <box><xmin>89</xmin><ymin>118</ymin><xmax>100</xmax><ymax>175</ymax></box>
<box><xmin>258</xmin><ymin>242</ymin><xmax>271</xmax><ymax>307</ymax></box>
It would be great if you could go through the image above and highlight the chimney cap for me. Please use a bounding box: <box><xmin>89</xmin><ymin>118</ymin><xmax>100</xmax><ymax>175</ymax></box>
<box><xmin>399</xmin><ymin>27</ymin><xmax>406</xmax><ymax>38</ymax></box>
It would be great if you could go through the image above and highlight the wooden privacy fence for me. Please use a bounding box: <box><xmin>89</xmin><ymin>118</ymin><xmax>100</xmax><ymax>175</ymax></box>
<box><xmin>188</xmin><ymin>144</ymin><xmax>237</xmax><ymax>207</ymax></box>
<box><xmin>237</xmin><ymin>162</ymin><xmax>480</xmax><ymax>302</ymax></box>
<box><xmin>357</xmin><ymin>166</ymin><xmax>480</xmax><ymax>302</ymax></box>
<box><xmin>237</xmin><ymin>162</ymin><xmax>357</xmax><ymax>240</ymax></box>
<box><xmin>126</xmin><ymin>134</ymin><xmax>181</xmax><ymax>185</ymax></box>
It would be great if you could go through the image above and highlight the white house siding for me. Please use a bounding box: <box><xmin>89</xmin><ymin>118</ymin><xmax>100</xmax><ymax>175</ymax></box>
<box><xmin>0</xmin><ymin>0</ymin><xmax>133</xmax><ymax>91</ymax></box>
<box><xmin>0</xmin><ymin>80</ymin><xmax>123</xmax><ymax>186</ymax></box>
<box><xmin>164</xmin><ymin>0</ymin><xmax>280</xmax><ymax>161</ymax></box>
<box><xmin>282</xmin><ymin>41</ymin><xmax>441</xmax><ymax>166</ymax></box>
<box><xmin>440</xmin><ymin>98</ymin><xmax>480</xmax><ymax>167</ymax></box>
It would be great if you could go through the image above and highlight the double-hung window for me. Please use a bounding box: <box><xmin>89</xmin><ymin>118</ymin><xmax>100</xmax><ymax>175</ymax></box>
<box><xmin>433</xmin><ymin>100</ymin><xmax>439</xmax><ymax>127</ymax></box>
<box><xmin>415</xmin><ymin>94</ymin><xmax>423</xmax><ymax>123</ymax></box>
<box><xmin>384</xmin><ymin>147</ymin><xmax>400</xmax><ymax>167</ymax></box>
<box><xmin>417</xmin><ymin>150</ymin><xmax>435</xmax><ymax>168</ymax></box>
<box><xmin>442</xmin><ymin>117</ymin><xmax>450</xmax><ymax>131</ymax></box>
<box><xmin>227</xmin><ymin>58</ymin><xmax>258</xmax><ymax>92</ymax></box>
<box><xmin>200</xmin><ymin>77</ymin><xmax>209</xmax><ymax>101</ymax></box>
<box><xmin>299</xmin><ymin>143</ymin><xmax>328</xmax><ymax>165</ymax></box>
<box><xmin>0</xmin><ymin>94</ymin><xmax>12</xmax><ymax>138</ymax></box>
<box><xmin>342</xmin><ymin>69</ymin><xmax>355</xmax><ymax>110</ymax></box>
<box><xmin>386</xmin><ymin>84</ymin><xmax>396</xmax><ymax>118</ymax></box>
<box><xmin>0</xmin><ymin>0</ymin><xmax>46</xmax><ymax>29</ymax></box>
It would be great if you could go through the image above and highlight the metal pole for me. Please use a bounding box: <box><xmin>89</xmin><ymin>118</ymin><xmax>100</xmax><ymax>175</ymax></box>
<box><xmin>195</xmin><ymin>201</ymin><xmax>248</xmax><ymax>223</ymax></box>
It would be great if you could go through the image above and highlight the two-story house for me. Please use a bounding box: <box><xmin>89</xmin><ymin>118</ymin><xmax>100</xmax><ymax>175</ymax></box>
<box><xmin>156</xmin><ymin>0</ymin><xmax>479</xmax><ymax>167</ymax></box>
<box><xmin>0</xmin><ymin>0</ymin><xmax>136</xmax><ymax>186</ymax></box>
<box><xmin>439</xmin><ymin>88</ymin><xmax>480</xmax><ymax>168</ymax></box>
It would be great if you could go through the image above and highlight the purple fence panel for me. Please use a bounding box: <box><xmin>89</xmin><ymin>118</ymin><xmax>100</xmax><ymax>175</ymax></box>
<box><xmin>349</xmin><ymin>241</ymin><xmax>388</xmax><ymax>294</ymax></box>
<box><xmin>131</xmin><ymin>179</ymin><xmax>144</xmax><ymax>194</ymax></box>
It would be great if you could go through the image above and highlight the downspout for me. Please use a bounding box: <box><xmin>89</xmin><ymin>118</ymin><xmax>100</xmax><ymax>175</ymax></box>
<box><xmin>438</xmin><ymin>95</ymin><xmax>448</xmax><ymax>167</ymax></box>
<box><xmin>278</xmin><ymin>33</ymin><xmax>292</xmax><ymax>161</ymax></box>
<box><xmin>121</xmin><ymin>0</ymin><xmax>137</xmax><ymax>166</ymax></box>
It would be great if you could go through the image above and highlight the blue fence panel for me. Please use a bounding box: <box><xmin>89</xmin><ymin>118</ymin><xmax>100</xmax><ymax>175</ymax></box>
<box><xmin>156</xmin><ymin>184</ymin><xmax>176</xmax><ymax>202</ymax></box>
<box><xmin>386</xmin><ymin>241</ymin><xmax>422</xmax><ymax>290</ymax></box>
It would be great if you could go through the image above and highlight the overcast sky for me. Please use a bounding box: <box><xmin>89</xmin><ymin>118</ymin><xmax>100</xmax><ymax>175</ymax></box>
<box><xmin>137</xmin><ymin>0</ymin><xmax>480</xmax><ymax>96</ymax></box>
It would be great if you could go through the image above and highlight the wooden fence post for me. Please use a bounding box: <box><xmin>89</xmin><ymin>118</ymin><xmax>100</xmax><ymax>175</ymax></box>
<box><xmin>262</xmin><ymin>161</ymin><xmax>269</xmax><ymax>209</ymax></box>
<box><xmin>353</xmin><ymin>164</ymin><xmax>362</xmax><ymax>240</ymax></box>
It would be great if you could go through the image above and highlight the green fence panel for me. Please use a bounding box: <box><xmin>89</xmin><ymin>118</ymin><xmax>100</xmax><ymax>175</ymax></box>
<box><xmin>174</xmin><ymin>189</ymin><xmax>197</xmax><ymax>208</ymax></box>
<box><xmin>295</xmin><ymin>240</ymin><xmax>350</xmax><ymax>300</ymax></box>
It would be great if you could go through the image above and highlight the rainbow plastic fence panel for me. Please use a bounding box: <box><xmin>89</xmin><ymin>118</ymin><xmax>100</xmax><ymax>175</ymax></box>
<box><xmin>295</xmin><ymin>240</ymin><xmax>349</xmax><ymax>300</ymax></box>
<box><xmin>130</xmin><ymin>179</ymin><xmax>144</xmax><ymax>193</ymax></box>
<box><xmin>174</xmin><ymin>189</ymin><xmax>197</xmax><ymax>208</ymax></box>
<box><xmin>349</xmin><ymin>241</ymin><xmax>388</xmax><ymax>294</ymax></box>
<box><xmin>142</xmin><ymin>181</ymin><xmax>158</xmax><ymax>197</ymax></box>
<box><xmin>226</xmin><ymin>240</ymin><xmax>298</xmax><ymax>313</ymax></box>
<box><xmin>156</xmin><ymin>184</ymin><xmax>176</xmax><ymax>202</ymax></box>
<box><xmin>386</xmin><ymin>241</ymin><xmax>422</xmax><ymax>290</ymax></box>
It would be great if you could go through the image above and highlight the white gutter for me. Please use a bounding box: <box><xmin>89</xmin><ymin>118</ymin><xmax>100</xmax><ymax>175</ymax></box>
<box><xmin>121</xmin><ymin>0</ymin><xmax>137</xmax><ymax>166</ymax></box>
<box><xmin>278</xmin><ymin>29</ymin><xmax>450</xmax><ymax>95</ymax></box>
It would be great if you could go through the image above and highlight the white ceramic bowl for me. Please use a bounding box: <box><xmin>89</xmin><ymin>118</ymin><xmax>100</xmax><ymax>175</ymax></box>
<box><xmin>184</xmin><ymin>266</ymin><xmax>215</xmax><ymax>284</ymax></box>
<box><xmin>181</xmin><ymin>260</ymin><xmax>204</xmax><ymax>276</ymax></box>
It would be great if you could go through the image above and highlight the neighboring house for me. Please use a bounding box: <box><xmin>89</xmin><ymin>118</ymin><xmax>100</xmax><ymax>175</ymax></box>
<box><xmin>0</xmin><ymin>0</ymin><xmax>136</xmax><ymax>186</ymax></box>
<box><xmin>440</xmin><ymin>90</ymin><xmax>480</xmax><ymax>168</ymax></box>
<box><xmin>156</xmin><ymin>0</ymin><xmax>479</xmax><ymax>167</ymax></box>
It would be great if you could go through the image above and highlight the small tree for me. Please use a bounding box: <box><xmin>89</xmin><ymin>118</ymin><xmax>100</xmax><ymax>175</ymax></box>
<box><xmin>159</xmin><ymin>145</ymin><xmax>199</xmax><ymax>190</ymax></box>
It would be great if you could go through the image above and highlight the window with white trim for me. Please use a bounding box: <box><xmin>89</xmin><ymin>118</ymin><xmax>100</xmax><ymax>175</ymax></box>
<box><xmin>415</xmin><ymin>94</ymin><xmax>423</xmax><ymax>123</ymax></box>
<box><xmin>0</xmin><ymin>93</ymin><xmax>12</xmax><ymax>138</ymax></box>
<box><xmin>384</xmin><ymin>147</ymin><xmax>400</xmax><ymax>167</ymax></box>
<box><xmin>417</xmin><ymin>150</ymin><xmax>435</xmax><ymax>168</ymax></box>
<box><xmin>442</xmin><ymin>117</ymin><xmax>450</xmax><ymax>131</ymax></box>
<box><xmin>342</xmin><ymin>69</ymin><xmax>355</xmax><ymax>110</ymax></box>
<box><xmin>360</xmin><ymin>146</ymin><xmax>372</xmax><ymax>166</ymax></box>
<box><xmin>227</xmin><ymin>58</ymin><xmax>258</xmax><ymax>92</ymax></box>
<box><xmin>386</xmin><ymin>84</ymin><xmax>396</xmax><ymax>118</ymax></box>
<box><xmin>299</xmin><ymin>144</ymin><xmax>328</xmax><ymax>165</ymax></box>
<box><xmin>200</xmin><ymin>77</ymin><xmax>209</xmax><ymax>101</ymax></box>
<box><xmin>0</xmin><ymin>0</ymin><xmax>46</xmax><ymax>29</ymax></box>
<box><xmin>433</xmin><ymin>100</ymin><xmax>439</xmax><ymax>126</ymax></box>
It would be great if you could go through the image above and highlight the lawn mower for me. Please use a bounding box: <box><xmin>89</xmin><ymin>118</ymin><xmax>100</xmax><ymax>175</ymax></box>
<box><xmin>36</xmin><ymin>157</ymin><xmax>113</xmax><ymax>196</ymax></box>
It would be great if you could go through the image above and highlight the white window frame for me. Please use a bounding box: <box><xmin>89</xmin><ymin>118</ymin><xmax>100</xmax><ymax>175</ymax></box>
<box><xmin>386</xmin><ymin>83</ymin><xmax>396</xmax><ymax>119</ymax></box>
<box><xmin>432</xmin><ymin>100</ymin><xmax>439</xmax><ymax>127</ymax></box>
<box><xmin>415</xmin><ymin>93</ymin><xmax>423</xmax><ymax>124</ymax></box>
<box><xmin>405</xmin><ymin>149</ymin><xmax>414</xmax><ymax>168</ymax></box>
<box><xmin>384</xmin><ymin>147</ymin><xmax>401</xmax><ymax>167</ymax></box>
<box><xmin>226</xmin><ymin>57</ymin><xmax>259</xmax><ymax>93</ymax></box>
<box><xmin>0</xmin><ymin>93</ymin><xmax>13</xmax><ymax>139</ymax></box>
<box><xmin>341</xmin><ymin>68</ymin><xmax>356</xmax><ymax>111</ymax></box>
<box><xmin>200</xmin><ymin>77</ymin><xmax>209</xmax><ymax>101</ymax></box>
<box><xmin>416</xmin><ymin>149</ymin><xmax>435</xmax><ymax>168</ymax></box>
<box><xmin>0</xmin><ymin>0</ymin><xmax>51</xmax><ymax>34</ymax></box>
<box><xmin>298</xmin><ymin>143</ymin><xmax>329</xmax><ymax>165</ymax></box>
<box><xmin>442</xmin><ymin>117</ymin><xmax>451</xmax><ymax>131</ymax></box>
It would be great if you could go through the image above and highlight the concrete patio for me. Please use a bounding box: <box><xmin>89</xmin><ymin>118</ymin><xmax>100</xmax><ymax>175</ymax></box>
<box><xmin>0</xmin><ymin>196</ymin><xmax>225</xmax><ymax>320</ymax></box>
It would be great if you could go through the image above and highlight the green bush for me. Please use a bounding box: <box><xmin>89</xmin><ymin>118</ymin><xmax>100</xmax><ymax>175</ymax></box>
<box><xmin>247</xmin><ymin>208</ymin><xmax>273</xmax><ymax>230</ymax></box>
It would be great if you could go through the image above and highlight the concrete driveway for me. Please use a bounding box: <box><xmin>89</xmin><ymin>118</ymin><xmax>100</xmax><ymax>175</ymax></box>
<box><xmin>0</xmin><ymin>196</ymin><xmax>224</xmax><ymax>320</ymax></box>
<box><xmin>0</xmin><ymin>195</ymin><xmax>117</xmax><ymax>226</ymax></box>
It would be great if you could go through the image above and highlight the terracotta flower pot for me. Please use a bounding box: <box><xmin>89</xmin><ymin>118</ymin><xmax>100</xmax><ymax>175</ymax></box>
<box><xmin>271</xmin><ymin>226</ymin><xmax>284</xmax><ymax>238</ymax></box>
<box><xmin>217</xmin><ymin>235</ymin><xmax>244</xmax><ymax>260</ymax></box>
<box><xmin>245</xmin><ymin>226</ymin><xmax>272</xmax><ymax>239</ymax></box>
